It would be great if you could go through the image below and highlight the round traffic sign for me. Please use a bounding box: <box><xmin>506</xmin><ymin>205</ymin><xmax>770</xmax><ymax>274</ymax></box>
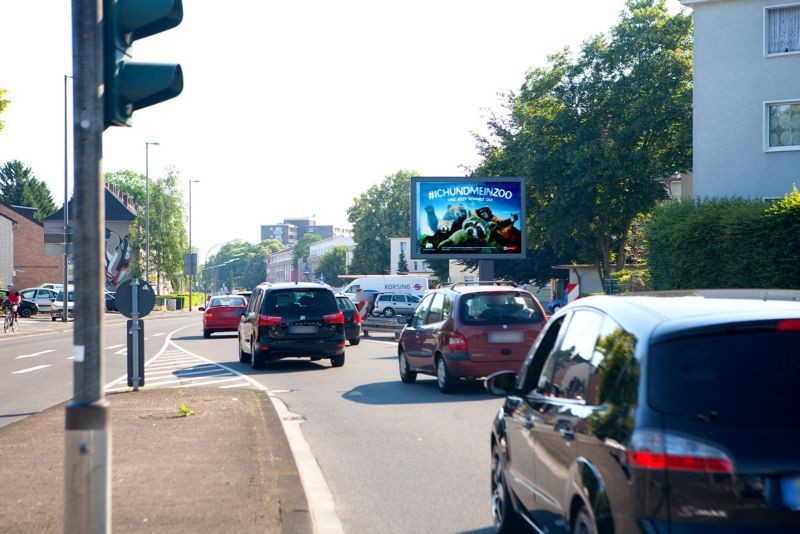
<box><xmin>115</xmin><ymin>279</ymin><xmax>156</xmax><ymax>318</ymax></box>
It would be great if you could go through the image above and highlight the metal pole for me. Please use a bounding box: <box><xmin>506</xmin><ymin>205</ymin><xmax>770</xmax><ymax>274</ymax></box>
<box><xmin>63</xmin><ymin>74</ymin><xmax>72</xmax><ymax>322</ymax></box>
<box><xmin>144</xmin><ymin>141</ymin><xmax>159</xmax><ymax>286</ymax></box>
<box><xmin>65</xmin><ymin>0</ymin><xmax>109</xmax><ymax>531</ymax></box>
<box><xmin>188</xmin><ymin>180</ymin><xmax>192</xmax><ymax>311</ymax></box>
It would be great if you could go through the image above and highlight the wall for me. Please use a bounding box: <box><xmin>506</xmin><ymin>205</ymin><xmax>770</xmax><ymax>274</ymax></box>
<box><xmin>691</xmin><ymin>0</ymin><xmax>800</xmax><ymax>199</ymax></box>
<box><xmin>0</xmin><ymin>214</ymin><xmax>13</xmax><ymax>288</ymax></box>
<box><xmin>0</xmin><ymin>203</ymin><xmax>62</xmax><ymax>289</ymax></box>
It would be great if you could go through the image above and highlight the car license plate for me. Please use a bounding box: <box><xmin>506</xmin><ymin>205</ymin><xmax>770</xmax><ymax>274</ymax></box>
<box><xmin>487</xmin><ymin>331</ymin><xmax>523</xmax><ymax>343</ymax></box>
<box><xmin>289</xmin><ymin>325</ymin><xmax>319</xmax><ymax>334</ymax></box>
<box><xmin>782</xmin><ymin>476</ymin><xmax>800</xmax><ymax>510</ymax></box>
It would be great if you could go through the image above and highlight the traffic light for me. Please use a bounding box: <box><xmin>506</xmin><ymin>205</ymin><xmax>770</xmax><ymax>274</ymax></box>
<box><xmin>103</xmin><ymin>0</ymin><xmax>184</xmax><ymax>128</ymax></box>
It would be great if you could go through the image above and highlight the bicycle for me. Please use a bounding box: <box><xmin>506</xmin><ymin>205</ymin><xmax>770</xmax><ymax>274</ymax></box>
<box><xmin>3</xmin><ymin>303</ymin><xmax>19</xmax><ymax>333</ymax></box>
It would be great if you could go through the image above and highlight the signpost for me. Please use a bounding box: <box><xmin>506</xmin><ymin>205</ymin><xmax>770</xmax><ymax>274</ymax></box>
<box><xmin>115</xmin><ymin>279</ymin><xmax>155</xmax><ymax>392</ymax></box>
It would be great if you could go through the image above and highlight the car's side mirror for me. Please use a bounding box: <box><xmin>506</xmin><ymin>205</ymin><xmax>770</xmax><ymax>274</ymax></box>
<box><xmin>485</xmin><ymin>370</ymin><xmax>518</xmax><ymax>396</ymax></box>
<box><xmin>198</xmin><ymin>307</ymin><xmax>205</xmax><ymax>311</ymax></box>
<box><xmin>397</xmin><ymin>316</ymin><xmax>408</xmax><ymax>324</ymax></box>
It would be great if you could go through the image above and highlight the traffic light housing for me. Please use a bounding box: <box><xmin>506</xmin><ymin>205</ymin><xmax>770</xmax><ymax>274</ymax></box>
<box><xmin>104</xmin><ymin>0</ymin><xmax>184</xmax><ymax>128</ymax></box>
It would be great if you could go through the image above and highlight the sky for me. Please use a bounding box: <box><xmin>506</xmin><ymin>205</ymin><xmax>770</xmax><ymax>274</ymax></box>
<box><xmin>0</xmin><ymin>0</ymin><xmax>685</xmax><ymax>263</ymax></box>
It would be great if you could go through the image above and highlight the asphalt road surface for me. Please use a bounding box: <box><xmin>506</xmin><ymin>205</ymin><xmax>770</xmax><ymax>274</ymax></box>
<box><xmin>1</xmin><ymin>311</ymin><xmax>506</xmax><ymax>533</ymax></box>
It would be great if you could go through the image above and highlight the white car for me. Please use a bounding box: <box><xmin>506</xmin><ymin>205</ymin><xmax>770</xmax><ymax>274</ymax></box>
<box><xmin>371</xmin><ymin>292</ymin><xmax>422</xmax><ymax>318</ymax></box>
<box><xmin>50</xmin><ymin>289</ymin><xmax>75</xmax><ymax>321</ymax></box>
<box><xmin>20</xmin><ymin>287</ymin><xmax>59</xmax><ymax>312</ymax></box>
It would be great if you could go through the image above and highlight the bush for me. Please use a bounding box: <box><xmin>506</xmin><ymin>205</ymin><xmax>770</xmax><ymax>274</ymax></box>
<box><xmin>645</xmin><ymin>187</ymin><xmax>800</xmax><ymax>289</ymax></box>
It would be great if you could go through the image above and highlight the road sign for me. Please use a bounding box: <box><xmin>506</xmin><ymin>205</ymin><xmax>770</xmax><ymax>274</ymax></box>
<box><xmin>115</xmin><ymin>279</ymin><xmax>156</xmax><ymax>318</ymax></box>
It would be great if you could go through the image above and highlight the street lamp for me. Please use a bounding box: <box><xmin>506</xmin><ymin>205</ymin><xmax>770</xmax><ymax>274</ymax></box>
<box><xmin>145</xmin><ymin>141</ymin><xmax>160</xmax><ymax>284</ymax></box>
<box><xmin>188</xmin><ymin>179</ymin><xmax>199</xmax><ymax>311</ymax></box>
<box><xmin>63</xmin><ymin>73</ymin><xmax>73</xmax><ymax>322</ymax></box>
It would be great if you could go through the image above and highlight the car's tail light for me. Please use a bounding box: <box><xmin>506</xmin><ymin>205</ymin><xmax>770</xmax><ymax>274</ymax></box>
<box><xmin>205</xmin><ymin>311</ymin><xmax>213</xmax><ymax>319</ymax></box>
<box><xmin>258</xmin><ymin>315</ymin><xmax>281</xmax><ymax>326</ymax></box>
<box><xmin>324</xmin><ymin>311</ymin><xmax>344</xmax><ymax>324</ymax></box>
<box><xmin>448</xmin><ymin>332</ymin><xmax>468</xmax><ymax>351</ymax></box>
<box><xmin>353</xmin><ymin>312</ymin><xmax>361</xmax><ymax>324</ymax></box>
<box><xmin>626</xmin><ymin>429</ymin><xmax>733</xmax><ymax>474</ymax></box>
<box><xmin>777</xmin><ymin>319</ymin><xmax>800</xmax><ymax>331</ymax></box>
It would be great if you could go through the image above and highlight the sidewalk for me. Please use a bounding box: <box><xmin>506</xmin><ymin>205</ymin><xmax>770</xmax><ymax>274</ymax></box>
<box><xmin>0</xmin><ymin>387</ymin><xmax>312</xmax><ymax>533</ymax></box>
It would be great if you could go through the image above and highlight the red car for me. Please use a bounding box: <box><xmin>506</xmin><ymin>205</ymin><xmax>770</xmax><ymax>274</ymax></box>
<box><xmin>201</xmin><ymin>295</ymin><xmax>247</xmax><ymax>338</ymax></box>
<box><xmin>397</xmin><ymin>282</ymin><xmax>547</xmax><ymax>393</ymax></box>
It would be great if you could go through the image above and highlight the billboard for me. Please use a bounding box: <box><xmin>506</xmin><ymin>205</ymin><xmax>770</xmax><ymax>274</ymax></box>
<box><xmin>410</xmin><ymin>177</ymin><xmax>526</xmax><ymax>260</ymax></box>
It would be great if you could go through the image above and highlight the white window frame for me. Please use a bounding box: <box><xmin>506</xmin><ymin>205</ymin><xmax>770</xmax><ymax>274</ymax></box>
<box><xmin>765</xmin><ymin>3</ymin><xmax>800</xmax><ymax>57</ymax></box>
<box><xmin>764</xmin><ymin>99</ymin><xmax>800</xmax><ymax>152</ymax></box>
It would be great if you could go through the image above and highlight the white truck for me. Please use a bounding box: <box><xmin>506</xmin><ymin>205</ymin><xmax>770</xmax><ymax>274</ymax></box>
<box><xmin>341</xmin><ymin>275</ymin><xmax>429</xmax><ymax>304</ymax></box>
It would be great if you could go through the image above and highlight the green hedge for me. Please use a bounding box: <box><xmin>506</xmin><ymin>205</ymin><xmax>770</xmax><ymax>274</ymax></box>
<box><xmin>645</xmin><ymin>187</ymin><xmax>800</xmax><ymax>290</ymax></box>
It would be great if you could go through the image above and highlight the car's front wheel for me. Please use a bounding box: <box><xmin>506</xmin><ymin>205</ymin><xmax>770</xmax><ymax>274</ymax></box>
<box><xmin>19</xmin><ymin>308</ymin><xmax>32</xmax><ymax>318</ymax></box>
<box><xmin>572</xmin><ymin>506</ymin><xmax>597</xmax><ymax>534</ymax></box>
<box><xmin>492</xmin><ymin>444</ymin><xmax>523</xmax><ymax>533</ymax></box>
<box><xmin>398</xmin><ymin>348</ymin><xmax>417</xmax><ymax>384</ymax></box>
<box><xmin>382</xmin><ymin>307</ymin><xmax>395</xmax><ymax>318</ymax></box>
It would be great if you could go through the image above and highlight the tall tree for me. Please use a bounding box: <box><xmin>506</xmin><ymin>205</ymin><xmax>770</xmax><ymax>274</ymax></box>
<box><xmin>315</xmin><ymin>246</ymin><xmax>348</xmax><ymax>286</ymax></box>
<box><xmin>0</xmin><ymin>160</ymin><xmax>57</xmax><ymax>219</ymax></box>
<box><xmin>347</xmin><ymin>169</ymin><xmax>417</xmax><ymax>274</ymax></box>
<box><xmin>106</xmin><ymin>170</ymin><xmax>146</xmax><ymax>206</ymax></box>
<box><xmin>477</xmin><ymin>0</ymin><xmax>692</xmax><ymax>280</ymax></box>
<box><xmin>397</xmin><ymin>249</ymin><xmax>409</xmax><ymax>273</ymax></box>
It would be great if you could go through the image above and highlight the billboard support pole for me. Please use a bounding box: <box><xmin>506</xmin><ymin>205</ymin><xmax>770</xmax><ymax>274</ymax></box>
<box><xmin>478</xmin><ymin>259</ymin><xmax>494</xmax><ymax>283</ymax></box>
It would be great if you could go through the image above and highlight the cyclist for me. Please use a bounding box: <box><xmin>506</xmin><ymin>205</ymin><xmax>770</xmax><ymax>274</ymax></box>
<box><xmin>3</xmin><ymin>290</ymin><xmax>21</xmax><ymax>331</ymax></box>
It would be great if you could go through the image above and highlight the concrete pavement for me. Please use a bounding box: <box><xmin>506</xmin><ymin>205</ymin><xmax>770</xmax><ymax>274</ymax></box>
<box><xmin>0</xmin><ymin>387</ymin><xmax>313</xmax><ymax>533</ymax></box>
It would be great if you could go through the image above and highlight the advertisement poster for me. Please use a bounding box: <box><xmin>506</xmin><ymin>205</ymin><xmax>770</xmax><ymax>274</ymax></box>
<box><xmin>410</xmin><ymin>177</ymin><xmax>526</xmax><ymax>259</ymax></box>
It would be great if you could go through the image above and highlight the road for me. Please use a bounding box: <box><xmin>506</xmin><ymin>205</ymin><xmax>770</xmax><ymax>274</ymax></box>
<box><xmin>1</xmin><ymin>311</ymin><xmax>504</xmax><ymax>533</ymax></box>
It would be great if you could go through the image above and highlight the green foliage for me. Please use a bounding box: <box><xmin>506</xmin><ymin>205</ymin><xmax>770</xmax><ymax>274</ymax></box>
<box><xmin>476</xmin><ymin>0</ymin><xmax>692</xmax><ymax>280</ymax></box>
<box><xmin>316</xmin><ymin>246</ymin><xmax>348</xmax><ymax>286</ymax></box>
<box><xmin>425</xmin><ymin>259</ymin><xmax>450</xmax><ymax>285</ymax></box>
<box><xmin>293</xmin><ymin>233</ymin><xmax>323</xmax><ymax>271</ymax></box>
<box><xmin>106</xmin><ymin>170</ymin><xmax>146</xmax><ymax>206</ymax></box>
<box><xmin>397</xmin><ymin>249</ymin><xmax>409</xmax><ymax>273</ymax></box>
<box><xmin>645</xmin><ymin>188</ymin><xmax>800</xmax><ymax>289</ymax></box>
<box><xmin>0</xmin><ymin>160</ymin><xmax>57</xmax><ymax>219</ymax></box>
<box><xmin>202</xmin><ymin>239</ymin><xmax>286</xmax><ymax>292</ymax></box>
<box><xmin>0</xmin><ymin>89</ymin><xmax>8</xmax><ymax>133</ymax></box>
<box><xmin>348</xmin><ymin>170</ymin><xmax>417</xmax><ymax>274</ymax></box>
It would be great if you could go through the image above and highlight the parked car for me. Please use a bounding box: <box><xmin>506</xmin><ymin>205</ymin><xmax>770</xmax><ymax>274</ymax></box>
<box><xmin>238</xmin><ymin>282</ymin><xmax>345</xmax><ymax>368</ymax></box>
<box><xmin>486</xmin><ymin>290</ymin><xmax>800</xmax><ymax>533</ymax></box>
<box><xmin>105</xmin><ymin>291</ymin><xmax>117</xmax><ymax>312</ymax></box>
<box><xmin>200</xmin><ymin>294</ymin><xmax>247</xmax><ymax>338</ymax></box>
<box><xmin>372</xmin><ymin>292</ymin><xmax>422</xmax><ymax>318</ymax></box>
<box><xmin>17</xmin><ymin>299</ymin><xmax>39</xmax><ymax>318</ymax></box>
<box><xmin>335</xmin><ymin>294</ymin><xmax>362</xmax><ymax>345</ymax></box>
<box><xmin>397</xmin><ymin>282</ymin><xmax>547</xmax><ymax>393</ymax></box>
<box><xmin>19</xmin><ymin>287</ymin><xmax>59</xmax><ymax>312</ymax></box>
<box><xmin>50</xmin><ymin>289</ymin><xmax>75</xmax><ymax>321</ymax></box>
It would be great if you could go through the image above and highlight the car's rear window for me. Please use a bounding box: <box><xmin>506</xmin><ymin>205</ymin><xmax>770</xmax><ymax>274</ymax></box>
<box><xmin>263</xmin><ymin>289</ymin><xmax>337</xmax><ymax>314</ymax></box>
<box><xmin>649</xmin><ymin>328</ymin><xmax>800</xmax><ymax>428</ymax></box>
<box><xmin>210</xmin><ymin>297</ymin><xmax>246</xmax><ymax>307</ymax></box>
<box><xmin>459</xmin><ymin>291</ymin><xmax>545</xmax><ymax>325</ymax></box>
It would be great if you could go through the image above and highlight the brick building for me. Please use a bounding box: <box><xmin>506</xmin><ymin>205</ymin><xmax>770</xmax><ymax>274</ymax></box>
<box><xmin>0</xmin><ymin>202</ymin><xmax>62</xmax><ymax>290</ymax></box>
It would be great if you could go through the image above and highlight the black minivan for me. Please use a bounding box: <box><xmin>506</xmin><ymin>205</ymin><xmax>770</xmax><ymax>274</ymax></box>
<box><xmin>238</xmin><ymin>282</ymin><xmax>345</xmax><ymax>368</ymax></box>
<box><xmin>487</xmin><ymin>290</ymin><xmax>800</xmax><ymax>533</ymax></box>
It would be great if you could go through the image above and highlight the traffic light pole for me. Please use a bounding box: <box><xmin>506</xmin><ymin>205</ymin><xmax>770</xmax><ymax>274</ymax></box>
<box><xmin>65</xmin><ymin>0</ymin><xmax>110</xmax><ymax>532</ymax></box>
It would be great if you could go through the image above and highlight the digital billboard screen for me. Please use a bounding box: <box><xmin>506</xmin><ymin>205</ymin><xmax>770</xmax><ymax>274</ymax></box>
<box><xmin>410</xmin><ymin>177</ymin><xmax>526</xmax><ymax>260</ymax></box>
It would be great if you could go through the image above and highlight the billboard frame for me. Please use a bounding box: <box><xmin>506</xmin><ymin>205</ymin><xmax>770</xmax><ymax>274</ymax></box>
<box><xmin>409</xmin><ymin>176</ymin><xmax>527</xmax><ymax>261</ymax></box>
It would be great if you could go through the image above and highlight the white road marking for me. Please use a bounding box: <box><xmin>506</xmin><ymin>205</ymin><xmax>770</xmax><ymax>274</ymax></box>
<box><xmin>105</xmin><ymin>344</ymin><xmax>125</xmax><ymax>350</ymax></box>
<box><xmin>114</xmin><ymin>349</ymin><xmax>126</xmax><ymax>355</ymax></box>
<box><xmin>14</xmin><ymin>350</ymin><xmax>56</xmax><ymax>359</ymax></box>
<box><xmin>103</xmin><ymin>324</ymin><xmax>345</xmax><ymax>534</ymax></box>
<box><xmin>151</xmin><ymin>333</ymin><xmax>165</xmax><ymax>337</ymax></box>
<box><xmin>13</xmin><ymin>365</ymin><xmax>51</xmax><ymax>374</ymax></box>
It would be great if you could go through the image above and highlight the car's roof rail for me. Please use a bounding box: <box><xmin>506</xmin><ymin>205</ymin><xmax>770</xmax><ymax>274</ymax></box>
<box><xmin>447</xmin><ymin>281</ymin><xmax>518</xmax><ymax>290</ymax></box>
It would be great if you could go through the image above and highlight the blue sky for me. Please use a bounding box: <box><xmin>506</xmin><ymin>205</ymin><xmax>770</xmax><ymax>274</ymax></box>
<box><xmin>0</xmin><ymin>1</ymin><xmax>685</xmax><ymax>262</ymax></box>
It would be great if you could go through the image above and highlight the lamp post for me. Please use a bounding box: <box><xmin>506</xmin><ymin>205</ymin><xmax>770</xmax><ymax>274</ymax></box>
<box><xmin>145</xmin><ymin>141</ymin><xmax>160</xmax><ymax>284</ymax></box>
<box><xmin>188</xmin><ymin>179</ymin><xmax>199</xmax><ymax>311</ymax></box>
<box><xmin>63</xmin><ymin>74</ymin><xmax>73</xmax><ymax>322</ymax></box>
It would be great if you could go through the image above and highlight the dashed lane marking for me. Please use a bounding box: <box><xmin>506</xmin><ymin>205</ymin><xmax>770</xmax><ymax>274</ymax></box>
<box><xmin>13</xmin><ymin>365</ymin><xmax>51</xmax><ymax>374</ymax></box>
<box><xmin>14</xmin><ymin>350</ymin><xmax>56</xmax><ymax>359</ymax></box>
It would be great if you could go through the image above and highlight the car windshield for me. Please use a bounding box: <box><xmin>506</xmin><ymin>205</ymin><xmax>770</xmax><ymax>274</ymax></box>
<box><xmin>209</xmin><ymin>297</ymin><xmax>246</xmax><ymax>307</ymax></box>
<box><xmin>649</xmin><ymin>326</ymin><xmax>800</xmax><ymax>428</ymax></box>
<box><xmin>459</xmin><ymin>291</ymin><xmax>544</xmax><ymax>325</ymax></box>
<box><xmin>263</xmin><ymin>289</ymin><xmax>336</xmax><ymax>314</ymax></box>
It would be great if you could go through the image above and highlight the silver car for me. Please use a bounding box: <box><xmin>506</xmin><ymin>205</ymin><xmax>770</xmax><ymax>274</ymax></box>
<box><xmin>372</xmin><ymin>292</ymin><xmax>422</xmax><ymax>318</ymax></box>
<box><xmin>20</xmin><ymin>287</ymin><xmax>58</xmax><ymax>312</ymax></box>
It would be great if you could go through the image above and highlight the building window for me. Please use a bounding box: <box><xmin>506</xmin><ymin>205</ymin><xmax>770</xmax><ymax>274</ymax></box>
<box><xmin>766</xmin><ymin>100</ymin><xmax>800</xmax><ymax>150</ymax></box>
<box><xmin>766</xmin><ymin>5</ymin><xmax>800</xmax><ymax>55</ymax></box>
<box><xmin>400</xmin><ymin>241</ymin><xmax>407</xmax><ymax>252</ymax></box>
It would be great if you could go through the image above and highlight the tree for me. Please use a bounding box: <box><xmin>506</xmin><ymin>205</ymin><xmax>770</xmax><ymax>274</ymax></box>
<box><xmin>106</xmin><ymin>170</ymin><xmax>146</xmax><ymax>206</ymax></box>
<box><xmin>397</xmin><ymin>249</ymin><xmax>409</xmax><ymax>273</ymax></box>
<box><xmin>476</xmin><ymin>0</ymin><xmax>692</xmax><ymax>281</ymax></box>
<box><xmin>315</xmin><ymin>246</ymin><xmax>348</xmax><ymax>286</ymax></box>
<box><xmin>202</xmin><ymin>239</ymin><xmax>286</xmax><ymax>292</ymax></box>
<box><xmin>0</xmin><ymin>160</ymin><xmax>57</xmax><ymax>219</ymax></box>
<box><xmin>293</xmin><ymin>233</ymin><xmax>324</xmax><ymax>277</ymax></box>
<box><xmin>0</xmin><ymin>89</ymin><xmax>8</xmax><ymax>133</ymax></box>
<box><xmin>348</xmin><ymin>169</ymin><xmax>417</xmax><ymax>274</ymax></box>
